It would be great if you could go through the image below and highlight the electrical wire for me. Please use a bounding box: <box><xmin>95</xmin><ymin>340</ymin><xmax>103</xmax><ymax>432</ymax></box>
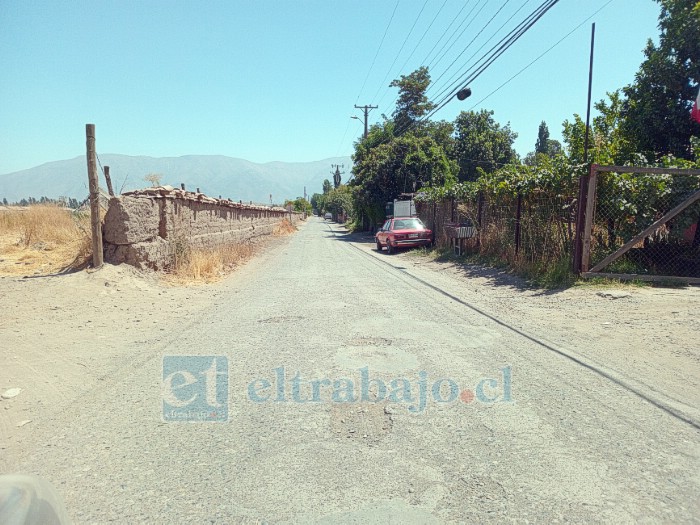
<box><xmin>426</xmin><ymin>0</ymin><xmax>532</xmax><ymax>102</ymax></box>
<box><xmin>421</xmin><ymin>0</ymin><xmax>475</xmax><ymax>67</ymax></box>
<box><xmin>429</xmin><ymin>0</ymin><xmax>492</xmax><ymax>75</ymax></box>
<box><xmin>422</xmin><ymin>0</ymin><xmax>560</xmax><ymax>125</ymax></box>
<box><xmin>381</xmin><ymin>0</ymin><xmax>454</xmax><ymax>112</ymax></box>
<box><xmin>343</xmin><ymin>0</ymin><xmax>562</xmax><ymax>158</ymax></box>
<box><xmin>468</xmin><ymin>0</ymin><xmax>616</xmax><ymax>109</ymax></box>
<box><xmin>393</xmin><ymin>0</ymin><xmax>450</xmax><ymax>82</ymax></box>
<box><xmin>429</xmin><ymin>0</ymin><xmax>557</xmax><ymax>111</ymax></box>
<box><xmin>355</xmin><ymin>0</ymin><xmax>400</xmax><ymax>105</ymax></box>
<box><xmin>426</xmin><ymin>0</ymin><xmax>484</xmax><ymax>71</ymax></box>
<box><xmin>371</xmin><ymin>0</ymin><xmax>431</xmax><ymax>104</ymax></box>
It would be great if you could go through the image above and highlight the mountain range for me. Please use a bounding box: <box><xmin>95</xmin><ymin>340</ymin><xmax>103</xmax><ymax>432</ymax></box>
<box><xmin>0</xmin><ymin>154</ymin><xmax>352</xmax><ymax>204</ymax></box>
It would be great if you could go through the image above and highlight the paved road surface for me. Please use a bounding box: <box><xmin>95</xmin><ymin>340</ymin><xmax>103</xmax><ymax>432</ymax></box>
<box><xmin>7</xmin><ymin>218</ymin><xmax>700</xmax><ymax>523</ymax></box>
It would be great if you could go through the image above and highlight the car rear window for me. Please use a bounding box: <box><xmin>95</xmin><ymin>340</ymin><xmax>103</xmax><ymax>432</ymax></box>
<box><xmin>393</xmin><ymin>219</ymin><xmax>425</xmax><ymax>230</ymax></box>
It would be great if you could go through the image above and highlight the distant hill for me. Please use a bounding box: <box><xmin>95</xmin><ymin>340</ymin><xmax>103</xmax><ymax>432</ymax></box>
<box><xmin>0</xmin><ymin>154</ymin><xmax>352</xmax><ymax>204</ymax></box>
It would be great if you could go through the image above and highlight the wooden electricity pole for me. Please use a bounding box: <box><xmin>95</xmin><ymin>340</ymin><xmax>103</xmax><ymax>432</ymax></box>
<box><xmin>353</xmin><ymin>104</ymin><xmax>378</xmax><ymax>139</ymax></box>
<box><xmin>86</xmin><ymin>124</ymin><xmax>103</xmax><ymax>268</ymax></box>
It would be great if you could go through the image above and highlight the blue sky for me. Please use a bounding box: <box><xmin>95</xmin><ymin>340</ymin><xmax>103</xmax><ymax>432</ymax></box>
<box><xmin>0</xmin><ymin>0</ymin><xmax>660</xmax><ymax>176</ymax></box>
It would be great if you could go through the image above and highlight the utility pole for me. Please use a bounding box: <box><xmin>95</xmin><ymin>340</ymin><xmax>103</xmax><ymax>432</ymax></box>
<box><xmin>331</xmin><ymin>164</ymin><xmax>345</xmax><ymax>189</ymax></box>
<box><xmin>353</xmin><ymin>104</ymin><xmax>378</xmax><ymax>139</ymax></box>
<box><xmin>574</xmin><ymin>23</ymin><xmax>596</xmax><ymax>274</ymax></box>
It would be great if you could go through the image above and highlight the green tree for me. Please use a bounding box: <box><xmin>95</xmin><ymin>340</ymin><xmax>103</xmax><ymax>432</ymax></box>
<box><xmin>324</xmin><ymin>185</ymin><xmax>354</xmax><ymax>220</ymax></box>
<box><xmin>453</xmin><ymin>109</ymin><xmax>519</xmax><ymax>181</ymax></box>
<box><xmin>322</xmin><ymin>179</ymin><xmax>332</xmax><ymax>195</ymax></box>
<box><xmin>535</xmin><ymin>121</ymin><xmax>550</xmax><ymax>154</ymax></box>
<box><xmin>351</xmin><ymin>131</ymin><xmax>457</xmax><ymax>225</ymax></box>
<box><xmin>390</xmin><ymin>66</ymin><xmax>436</xmax><ymax>134</ymax></box>
<box><xmin>563</xmin><ymin>91</ymin><xmax>635</xmax><ymax>166</ymax></box>
<box><xmin>621</xmin><ymin>0</ymin><xmax>700</xmax><ymax>159</ymax></box>
<box><xmin>284</xmin><ymin>197</ymin><xmax>312</xmax><ymax>214</ymax></box>
<box><xmin>2</xmin><ymin>198</ymin><xmax>7</xmax><ymax>206</ymax></box>
<box><xmin>310</xmin><ymin>193</ymin><xmax>323</xmax><ymax>214</ymax></box>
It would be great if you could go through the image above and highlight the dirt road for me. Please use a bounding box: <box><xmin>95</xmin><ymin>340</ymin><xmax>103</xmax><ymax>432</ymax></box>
<box><xmin>1</xmin><ymin>218</ymin><xmax>699</xmax><ymax>523</ymax></box>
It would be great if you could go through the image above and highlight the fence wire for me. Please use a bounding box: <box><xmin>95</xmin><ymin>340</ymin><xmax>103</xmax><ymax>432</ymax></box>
<box><xmin>418</xmin><ymin>191</ymin><xmax>578</xmax><ymax>272</ymax></box>
<box><xmin>588</xmin><ymin>170</ymin><xmax>700</xmax><ymax>278</ymax></box>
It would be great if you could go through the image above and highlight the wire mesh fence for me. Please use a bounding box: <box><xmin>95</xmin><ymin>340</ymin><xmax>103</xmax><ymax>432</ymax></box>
<box><xmin>418</xmin><ymin>191</ymin><xmax>578</xmax><ymax>275</ymax></box>
<box><xmin>584</xmin><ymin>167</ymin><xmax>700</xmax><ymax>280</ymax></box>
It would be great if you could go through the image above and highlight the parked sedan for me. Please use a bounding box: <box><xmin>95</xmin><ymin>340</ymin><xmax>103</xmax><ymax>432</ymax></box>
<box><xmin>375</xmin><ymin>217</ymin><xmax>433</xmax><ymax>254</ymax></box>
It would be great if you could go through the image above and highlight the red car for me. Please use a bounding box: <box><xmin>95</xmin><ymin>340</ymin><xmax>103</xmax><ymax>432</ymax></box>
<box><xmin>375</xmin><ymin>217</ymin><xmax>433</xmax><ymax>254</ymax></box>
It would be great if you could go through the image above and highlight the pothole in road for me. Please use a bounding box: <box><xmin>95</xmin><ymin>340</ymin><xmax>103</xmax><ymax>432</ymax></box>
<box><xmin>440</xmin><ymin>473</ymin><xmax>508</xmax><ymax>516</ymax></box>
<box><xmin>257</xmin><ymin>315</ymin><xmax>304</xmax><ymax>324</ymax></box>
<box><xmin>336</xmin><ymin>345</ymin><xmax>419</xmax><ymax>373</ymax></box>
<box><xmin>347</xmin><ymin>336</ymin><xmax>393</xmax><ymax>346</ymax></box>
<box><xmin>331</xmin><ymin>402</ymin><xmax>393</xmax><ymax>443</ymax></box>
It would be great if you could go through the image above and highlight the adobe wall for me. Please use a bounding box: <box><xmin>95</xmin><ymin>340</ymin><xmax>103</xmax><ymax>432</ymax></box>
<box><xmin>103</xmin><ymin>187</ymin><xmax>302</xmax><ymax>270</ymax></box>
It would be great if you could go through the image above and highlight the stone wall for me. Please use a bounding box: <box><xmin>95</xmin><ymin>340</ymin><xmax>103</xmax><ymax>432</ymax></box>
<box><xmin>103</xmin><ymin>187</ymin><xmax>302</xmax><ymax>270</ymax></box>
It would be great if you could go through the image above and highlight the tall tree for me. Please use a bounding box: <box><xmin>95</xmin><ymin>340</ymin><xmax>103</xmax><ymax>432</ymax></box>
<box><xmin>563</xmin><ymin>91</ymin><xmax>635</xmax><ymax>166</ymax></box>
<box><xmin>322</xmin><ymin>179</ymin><xmax>332</xmax><ymax>195</ymax></box>
<box><xmin>453</xmin><ymin>110</ymin><xmax>518</xmax><ymax>181</ymax></box>
<box><xmin>535</xmin><ymin>121</ymin><xmax>550</xmax><ymax>154</ymax></box>
<box><xmin>351</xmin><ymin>130</ymin><xmax>457</xmax><ymax>226</ymax></box>
<box><xmin>621</xmin><ymin>0</ymin><xmax>700</xmax><ymax>159</ymax></box>
<box><xmin>390</xmin><ymin>66</ymin><xmax>436</xmax><ymax>134</ymax></box>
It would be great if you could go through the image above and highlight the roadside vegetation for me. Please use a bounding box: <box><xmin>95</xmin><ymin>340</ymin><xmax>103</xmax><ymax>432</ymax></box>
<box><xmin>0</xmin><ymin>204</ymin><xmax>93</xmax><ymax>275</ymax></box>
<box><xmin>164</xmin><ymin>218</ymin><xmax>297</xmax><ymax>284</ymax></box>
<box><xmin>318</xmin><ymin>0</ymin><xmax>700</xmax><ymax>287</ymax></box>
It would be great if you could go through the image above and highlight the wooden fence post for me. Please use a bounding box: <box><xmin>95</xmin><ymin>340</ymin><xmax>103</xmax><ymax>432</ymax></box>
<box><xmin>580</xmin><ymin>165</ymin><xmax>599</xmax><ymax>272</ymax></box>
<box><xmin>104</xmin><ymin>165</ymin><xmax>115</xmax><ymax>197</ymax></box>
<box><xmin>514</xmin><ymin>193</ymin><xmax>523</xmax><ymax>256</ymax></box>
<box><xmin>476</xmin><ymin>192</ymin><xmax>484</xmax><ymax>249</ymax></box>
<box><xmin>86</xmin><ymin>124</ymin><xmax>103</xmax><ymax>268</ymax></box>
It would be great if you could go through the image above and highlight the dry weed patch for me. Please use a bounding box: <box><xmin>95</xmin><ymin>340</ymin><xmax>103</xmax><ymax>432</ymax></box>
<box><xmin>0</xmin><ymin>205</ymin><xmax>92</xmax><ymax>275</ymax></box>
<box><xmin>273</xmin><ymin>218</ymin><xmax>297</xmax><ymax>236</ymax></box>
<box><xmin>165</xmin><ymin>242</ymin><xmax>256</xmax><ymax>284</ymax></box>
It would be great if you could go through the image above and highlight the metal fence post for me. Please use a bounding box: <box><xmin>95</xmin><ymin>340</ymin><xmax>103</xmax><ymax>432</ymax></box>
<box><xmin>515</xmin><ymin>193</ymin><xmax>523</xmax><ymax>256</ymax></box>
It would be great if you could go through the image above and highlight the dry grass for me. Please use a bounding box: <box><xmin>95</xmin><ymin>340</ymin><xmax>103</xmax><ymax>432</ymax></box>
<box><xmin>0</xmin><ymin>205</ymin><xmax>92</xmax><ymax>275</ymax></box>
<box><xmin>164</xmin><ymin>218</ymin><xmax>297</xmax><ymax>284</ymax></box>
<box><xmin>273</xmin><ymin>218</ymin><xmax>297</xmax><ymax>236</ymax></box>
<box><xmin>165</xmin><ymin>241</ymin><xmax>256</xmax><ymax>283</ymax></box>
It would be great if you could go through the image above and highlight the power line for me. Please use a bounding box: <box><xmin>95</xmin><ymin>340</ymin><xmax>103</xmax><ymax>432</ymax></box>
<box><xmin>355</xmin><ymin>0</ymin><xmax>400</xmax><ymax>104</ymax></box>
<box><xmin>421</xmin><ymin>0</ymin><xmax>476</xmax><ymax>67</ymax></box>
<box><xmin>394</xmin><ymin>0</ymin><xmax>450</xmax><ymax>83</ymax></box>
<box><xmin>334</xmin><ymin>118</ymin><xmax>354</xmax><ymax>157</ymax></box>
<box><xmin>384</xmin><ymin>0</ymin><xmax>463</xmax><ymax>116</ymax></box>
<box><xmin>427</xmin><ymin>0</ymin><xmax>532</xmax><ymax>102</ymax></box>
<box><xmin>426</xmin><ymin>0</ymin><xmax>560</xmax><ymax>120</ymax></box>
<box><xmin>347</xmin><ymin>0</ymin><xmax>563</xmax><ymax>161</ymax></box>
<box><xmin>429</xmin><ymin>0</ymin><xmax>556</xmax><ymax>110</ymax></box>
<box><xmin>371</xmin><ymin>0</ymin><xmax>430</xmax><ymax>104</ymax></box>
<box><xmin>391</xmin><ymin>0</ymin><xmax>560</xmax><ymax>137</ymax></box>
<box><xmin>427</xmin><ymin>0</ymin><xmax>488</xmax><ymax>73</ymax></box>
<box><xmin>469</xmin><ymin>0</ymin><xmax>616</xmax><ymax>109</ymax></box>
